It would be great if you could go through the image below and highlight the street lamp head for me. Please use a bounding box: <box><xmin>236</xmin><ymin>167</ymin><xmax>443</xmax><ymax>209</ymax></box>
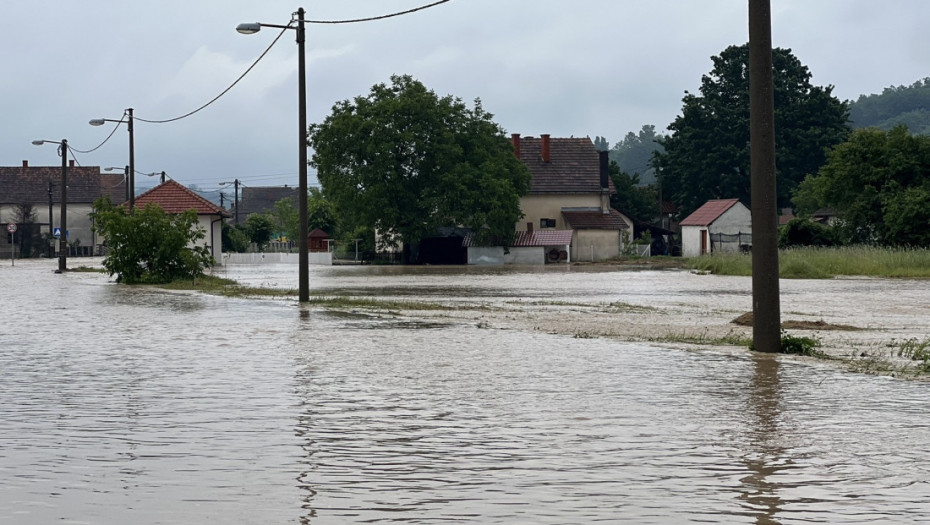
<box><xmin>236</xmin><ymin>22</ymin><xmax>261</xmax><ymax>34</ymax></box>
<box><xmin>88</xmin><ymin>118</ymin><xmax>106</xmax><ymax>126</ymax></box>
<box><xmin>31</xmin><ymin>140</ymin><xmax>46</xmax><ymax>145</ymax></box>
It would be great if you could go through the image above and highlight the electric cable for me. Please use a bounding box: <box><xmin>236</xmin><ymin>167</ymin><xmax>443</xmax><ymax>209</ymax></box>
<box><xmin>307</xmin><ymin>0</ymin><xmax>451</xmax><ymax>24</ymax></box>
<box><xmin>70</xmin><ymin>115</ymin><xmax>127</xmax><ymax>154</ymax></box>
<box><xmin>135</xmin><ymin>25</ymin><xmax>289</xmax><ymax>124</ymax></box>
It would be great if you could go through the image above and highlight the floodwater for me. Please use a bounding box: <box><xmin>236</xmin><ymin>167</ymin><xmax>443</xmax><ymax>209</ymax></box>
<box><xmin>2</xmin><ymin>258</ymin><xmax>929</xmax><ymax>524</ymax></box>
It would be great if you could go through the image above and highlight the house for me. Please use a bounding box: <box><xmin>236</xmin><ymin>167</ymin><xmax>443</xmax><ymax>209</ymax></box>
<box><xmin>234</xmin><ymin>186</ymin><xmax>298</xmax><ymax>225</ymax></box>
<box><xmin>679</xmin><ymin>198</ymin><xmax>751</xmax><ymax>257</ymax></box>
<box><xmin>133</xmin><ymin>179</ymin><xmax>231</xmax><ymax>264</ymax></box>
<box><xmin>1</xmin><ymin>160</ymin><xmax>127</xmax><ymax>258</ymax></box>
<box><xmin>308</xmin><ymin>228</ymin><xmax>330</xmax><ymax>252</ymax></box>
<box><xmin>510</xmin><ymin>134</ymin><xmax>632</xmax><ymax>262</ymax></box>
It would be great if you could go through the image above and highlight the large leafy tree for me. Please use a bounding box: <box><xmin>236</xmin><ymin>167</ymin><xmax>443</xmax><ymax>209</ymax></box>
<box><xmin>793</xmin><ymin>126</ymin><xmax>930</xmax><ymax>246</ymax></box>
<box><xmin>308</xmin><ymin>75</ymin><xmax>531</xmax><ymax>247</ymax></box>
<box><xmin>609</xmin><ymin>162</ymin><xmax>658</xmax><ymax>224</ymax></box>
<box><xmin>609</xmin><ymin>125</ymin><xmax>665</xmax><ymax>186</ymax></box>
<box><xmin>657</xmin><ymin>44</ymin><xmax>850</xmax><ymax>218</ymax></box>
<box><xmin>92</xmin><ymin>197</ymin><xmax>214</xmax><ymax>284</ymax></box>
<box><xmin>245</xmin><ymin>213</ymin><xmax>276</xmax><ymax>250</ymax></box>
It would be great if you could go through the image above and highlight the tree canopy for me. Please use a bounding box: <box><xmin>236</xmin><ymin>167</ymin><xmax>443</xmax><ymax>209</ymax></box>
<box><xmin>657</xmin><ymin>44</ymin><xmax>850</xmax><ymax>218</ymax></box>
<box><xmin>849</xmin><ymin>77</ymin><xmax>930</xmax><ymax>135</ymax></box>
<box><xmin>793</xmin><ymin>126</ymin><xmax>930</xmax><ymax>246</ymax></box>
<box><xmin>308</xmin><ymin>75</ymin><xmax>531</xmax><ymax>248</ymax></box>
<box><xmin>608</xmin><ymin>161</ymin><xmax>658</xmax><ymax>225</ymax></box>
<box><xmin>92</xmin><ymin>198</ymin><xmax>214</xmax><ymax>284</ymax></box>
<box><xmin>608</xmin><ymin>125</ymin><xmax>665</xmax><ymax>186</ymax></box>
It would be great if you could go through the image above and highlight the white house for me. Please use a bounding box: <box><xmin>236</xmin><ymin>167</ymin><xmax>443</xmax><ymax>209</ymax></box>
<box><xmin>679</xmin><ymin>198</ymin><xmax>751</xmax><ymax>257</ymax></box>
<box><xmin>133</xmin><ymin>180</ymin><xmax>231</xmax><ymax>264</ymax></box>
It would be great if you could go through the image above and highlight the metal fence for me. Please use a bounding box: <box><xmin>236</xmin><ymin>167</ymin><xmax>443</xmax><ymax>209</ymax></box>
<box><xmin>710</xmin><ymin>232</ymin><xmax>753</xmax><ymax>253</ymax></box>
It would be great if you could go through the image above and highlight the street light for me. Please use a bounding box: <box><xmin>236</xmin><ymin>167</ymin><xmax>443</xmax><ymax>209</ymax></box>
<box><xmin>104</xmin><ymin>166</ymin><xmax>131</xmax><ymax>202</ymax></box>
<box><xmin>237</xmin><ymin>8</ymin><xmax>309</xmax><ymax>303</ymax></box>
<box><xmin>90</xmin><ymin>108</ymin><xmax>135</xmax><ymax>210</ymax></box>
<box><xmin>31</xmin><ymin>138</ymin><xmax>68</xmax><ymax>273</ymax></box>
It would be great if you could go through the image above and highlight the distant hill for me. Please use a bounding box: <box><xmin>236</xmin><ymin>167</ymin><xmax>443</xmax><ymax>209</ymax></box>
<box><xmin>849</xmin><ymin>78</ymin><xmax>930</xmax><ymax>135</ymax></box>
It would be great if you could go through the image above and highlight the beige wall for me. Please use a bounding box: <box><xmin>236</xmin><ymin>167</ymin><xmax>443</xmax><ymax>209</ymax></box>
<box><xmin>517</xmin><ymin>194</ymin><xmax>601</xmax><ymax>230</ymax></box>
<box><xmin>573</xmin><ymin>229</ymin><xmax>620</xmax><ymax>262</ymax></box>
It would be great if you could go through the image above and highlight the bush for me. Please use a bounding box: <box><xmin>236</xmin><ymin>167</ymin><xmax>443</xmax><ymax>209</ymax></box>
<box><xmin>222</xmin><ymin>223</ymin><xmax>250</xmax><ymax>253</ymax></box>
<box><xmin>92</xmin><ymin>197</ymin><xmax>214</xmax><ymax>284</ymax></box>
<box><xmin>778</xmin><ymin>217</ymin><xmax>838</xmax><ymax>248</ymax></box>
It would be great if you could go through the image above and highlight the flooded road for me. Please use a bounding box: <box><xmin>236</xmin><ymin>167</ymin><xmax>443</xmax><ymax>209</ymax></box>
<box><xmin>2</xmin><ymin>259</ymin><xmax>929</xmax><ymax>523</ymax></box>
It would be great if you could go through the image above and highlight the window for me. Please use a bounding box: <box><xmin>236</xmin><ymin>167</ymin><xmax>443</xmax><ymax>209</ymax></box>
<box><xmin>540</xmin><ymin>218</ymin><xmax>556</xmax><ymax>228</ymax></box>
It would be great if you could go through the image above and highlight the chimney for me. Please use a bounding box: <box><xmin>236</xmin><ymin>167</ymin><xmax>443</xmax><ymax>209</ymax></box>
<box><xmin>541</xmin><ymin>134</ymin><xmax>551</xmax><ymax>163</ymax></box>
<box><xmin>599</xmin><ymin>150</ymin><xmax>609</xmax><ymax>189</ymax></box>
<box><xmin>69</xmin><ymin>160</ymin><xmax>75</xmax><ymax>167</ymax></box>
<box><xmin>527</xmin><ymin>221</ymin><xmax>533</xmax><ymax>232</ymax></box>
<box><xmin>22</xmin><ymin>160</ymin><xmax>28</xmax><ymax>167</ymax></box>
<box><xmin>511</xmin><ymin>133</ymin><xmax>521</xmax><ymax>158</ymax></box>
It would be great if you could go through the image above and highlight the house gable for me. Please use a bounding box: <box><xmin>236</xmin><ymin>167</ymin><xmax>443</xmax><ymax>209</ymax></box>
<box><xmin>134</xmin><ymin>180</ymin><xmax>231</xmax><ymax>217</ymax></box>
<box><xmin>680</xmin><ymin>198</ymin><xmax>742</xmax><ymax>227</ymax></box>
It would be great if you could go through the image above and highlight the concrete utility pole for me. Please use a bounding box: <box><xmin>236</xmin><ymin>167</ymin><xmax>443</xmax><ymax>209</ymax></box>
<box><xmin>748</xmin><ymin>0</ymin><xmax>781</xmax><ymax>352</ymax></box>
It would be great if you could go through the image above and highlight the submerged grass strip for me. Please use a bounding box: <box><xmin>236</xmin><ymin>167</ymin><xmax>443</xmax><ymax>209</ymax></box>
<box><xmin>691</xmin><ymin>246</ymin><xmax>930</xmax><ymax>279</ymax></box>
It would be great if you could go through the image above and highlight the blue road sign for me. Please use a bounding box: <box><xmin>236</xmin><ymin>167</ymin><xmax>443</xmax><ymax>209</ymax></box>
<box><xmin>53</xmin><ymin>227</ymin><xmax>62</xmax><ymax>238</ymax></box>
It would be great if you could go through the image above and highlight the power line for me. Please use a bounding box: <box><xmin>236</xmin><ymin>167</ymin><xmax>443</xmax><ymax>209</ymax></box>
<box><xmin>307</xmin><ymin>0</ymin><xmax>452</xmax><ymax>24</ymax></box>
<box><xmin>69</xmin><ymin>114</ymin><xmax>127</xmax><ymax>154</ymax></box>
<box><xmin>130</xmin><ymin>0</ymin><xmax>452</xmax><ymax>125</ymax></box>
<box><xmin>134</xmin><ymin>26</ymin><xmax>289</xmax><ymax>124</ymax></box>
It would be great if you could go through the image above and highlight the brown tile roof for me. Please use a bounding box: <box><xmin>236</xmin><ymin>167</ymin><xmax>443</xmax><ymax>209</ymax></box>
<box><xmin>679</xmin><ymin>198</ymin><xmax>741</xmax><ymax>227</ymax></box>
<box><xmin>562</xmin><ymin>209</ymin><xmax>630</xmax><ymax>230</ymax></box>
<box><xmin>134</xmin><ymin>179</ymin><xmax>231</xmax><ymax>217</ymax></box>
<box><xmin>516</xmin><ymin>136</ymin><xmax>615</xmax><ymax>194</ymax></box>
<box><xmin>237</xmin><ymin>186</ymin><xmax>298</xmax><ymax>217</ymax></box>
<box><xmin>308</xmin><ymin>228</ymin><xmax>330</xmax><ymax>238</ymax></box>
<box><xmin>0</xmin><ymin>164</ymin><xmax>126</xmax><ymax>205</ymax></box>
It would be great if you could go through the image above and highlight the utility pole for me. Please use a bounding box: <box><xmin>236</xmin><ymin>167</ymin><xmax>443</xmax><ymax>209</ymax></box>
<box><xmin>748</xmin><ymin>0</ymin><xmax>781</xmax><ymax>352</ymax></box>
<box><xmin>234</xmin><ymin>179</ymin><xmax>240</xmax><ymax>225</ymax></box>
<box><xmin>47</xmin><ymin>180</ymin><xmax>54</xmax><ymax>258</ymax></box>
<box><xmin>59</xmin><ymin>139</ymin><xmax>68</xmax><ymax>273</ymax></box>
<box><xmin>219</xmin><ymin>192</ymin><xmax>226</xmax><ymax>209</ymax></box>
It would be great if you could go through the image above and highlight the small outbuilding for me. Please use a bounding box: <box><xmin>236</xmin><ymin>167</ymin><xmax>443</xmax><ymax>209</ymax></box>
<box><xmin>308</xmin><ymin>228</ymin><xmax>331</xmax><ymax>253</ymax></box>
<box><xmin>679</xmin><ymin>198</ymin><xmax>751</xmax><ymax>257</ymax></box>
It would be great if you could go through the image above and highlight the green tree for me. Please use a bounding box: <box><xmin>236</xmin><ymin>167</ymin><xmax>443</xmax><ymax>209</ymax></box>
<box><xmin>608</xmin><ymin>161</ymin><xmax>658</xmax><ymax>224</ymax></box>
<box><xmin>307</xmin><ymin>187</ymin><xmax>337</xmax><ymax>234</ymax></box>
<box><xmin>222</xmin><ymin>222</ymin><xmax>250</xmax><ymax>253</ymax></box>
<box><xmin>245</xmin><ymin>213</ymin><xmax>276</xmax><ymax>250</ymax></box>
<box><xmin>270</xmin><ymin>197</ymin><xmax>299</xmax><ymax>242</ymax></box>
<box><xmin>778</xmin><ymin>217</ymin><xmax>838</xmax><ymax>248</ymax></box>
<box><xmin>308</xmin><ymin>74</ymin><xmax>531</xmax><ymax>248</ymax></box>
<box><xmin>91</xmin><ymin>197</ymin><xmax>214</xmax><ymax>284</ymax></box>
<box><xmin>657</xmin><ymin>44</ymin><xmax>850</xmax><ymax>218</ymax></box>
<box><xmin>609</xmin><ymin>125</ymin><xmax>665</xmax><ymax>185</ymax></box>
<box><xmin>850</xmin><ymin>78</ymin><xmax>930</xmax><ymax>135</ymax></box>
<box><xmin>793</xmin><ymin>125</ymin><xmax>930</xmax><ymax>246</ymax></box>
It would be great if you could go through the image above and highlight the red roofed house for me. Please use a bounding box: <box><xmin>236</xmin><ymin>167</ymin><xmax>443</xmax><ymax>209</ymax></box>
<box><xmin>133</xmin><ymin>179</ymin><xmax>231</xmax><ymax>264</ymax></box>
<box><xmin>512</xmin><ymin>134</ymin><xmax>632</xmax><ymax>262</ymax></box>
<box><xmin>679</xmin><ymin>198</ymin><xmax>751</xmax><ymax>257</ymax></box>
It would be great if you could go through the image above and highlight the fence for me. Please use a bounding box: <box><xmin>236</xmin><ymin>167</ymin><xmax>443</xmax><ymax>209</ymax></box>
<box><xmin>710</xmin><ymin>232</ymin><xmax>752</xmax><ymax>253</ymax></box>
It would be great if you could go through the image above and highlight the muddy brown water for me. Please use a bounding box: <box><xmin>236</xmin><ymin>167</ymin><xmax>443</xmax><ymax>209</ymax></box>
<box><xmin>2</xmin><ymin>259</ymin><xmax>929</xmax><ymax>523</ymax></box>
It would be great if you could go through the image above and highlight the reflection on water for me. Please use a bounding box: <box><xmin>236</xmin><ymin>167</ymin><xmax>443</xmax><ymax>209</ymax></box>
<box><xmin>2</xmin><ymin>260</ymin><xmax>930</xmax><ymax>524</ymax></box>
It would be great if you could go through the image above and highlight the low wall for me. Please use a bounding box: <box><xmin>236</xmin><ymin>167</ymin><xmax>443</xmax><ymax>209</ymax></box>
<box><xmin>467</xmin><ymin>246</ymin><xmax>545</xmax><ymax>265</ymax></box>
<box><xmin>222</xmin><ymin>252</ymin><xmax>332</xmax><ymax>265</ymax></box>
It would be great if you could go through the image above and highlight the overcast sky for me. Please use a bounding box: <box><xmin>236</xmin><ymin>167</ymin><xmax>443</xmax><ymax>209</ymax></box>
<box><xmin>3</xmin><ymin>1</ymin><xmax>928</xmax><ymax>198</ymax></box>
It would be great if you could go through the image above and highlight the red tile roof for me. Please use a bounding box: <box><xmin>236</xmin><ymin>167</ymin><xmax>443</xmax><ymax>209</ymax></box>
<box><xmin>516</xmin><ymin>136</ymin><xmax>615</xmax><ymax>194</ymax></box>
<box><xmin>308</xmin><ymin>228</ymin><xmax>330</xmax><ymax>238</ymax></box>
<box><xmin>511</xmin><ymin>229</ymin><xmax>574</xmax><ymax>247</ymax></box>
<box><xmin>134</xmin><ymin>180</ymin><xmax>230</xmax><ymax>217</ymax></box>
<box><xmin>461</xmin><ymin>229</ymin><xmax>574</xmax><ymax>248</ymax></box>
<box><xmin>679</xmin><ymin>198</ymin><xmax>741</xmax><ymax>227</ymax></box>
<box><xmin>563</xmin><ymin>209</ymin><xmax>630</xmax><ymax>230</ymax></box>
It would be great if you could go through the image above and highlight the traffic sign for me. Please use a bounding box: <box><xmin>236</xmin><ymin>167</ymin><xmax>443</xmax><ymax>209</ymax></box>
<box><xmin>6</xmin><ymin>224</ymin><xmax>16</xmax><ymax>233</ymax></box>
<box><xmin>53</xmin><ymin>227</ymin><xmax>61</xmax><ymax>238</ymax></box>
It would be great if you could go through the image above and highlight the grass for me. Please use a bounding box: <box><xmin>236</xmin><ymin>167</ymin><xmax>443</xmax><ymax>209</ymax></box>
<box><xmin>650</xmin><ymin>328</ymin><xmax>753</xmax><ymax>347</ymax></box>
<box><xmin>690</xmin><ymin>246</ymin><xmax>930</xmax><ymax>279</ymax></box>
